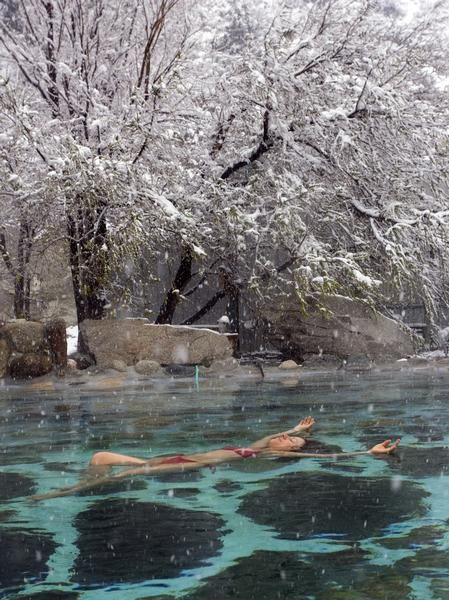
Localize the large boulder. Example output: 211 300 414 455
8 352 53 379
5 320 45 353
0 318 68 379
79 320 234 368
263 294 415 361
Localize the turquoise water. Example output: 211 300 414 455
2 369 449 599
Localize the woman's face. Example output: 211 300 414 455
268 434 306 452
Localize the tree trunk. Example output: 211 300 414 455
181 290 226 325
12 219 33 320
226 288 240 334
155 246 193 324
218 266 240 333
67 199 108 327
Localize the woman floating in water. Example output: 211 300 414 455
32 416 399 500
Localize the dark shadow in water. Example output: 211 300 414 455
378 524 447 550
388 446 449 478
213 480 242 494
44 462 80 473
150 470 204 484
72 498 225 587
0 529 57 592
76 478 148 497
0 509 17 522
238 472 428 541
0 472 36 500
9 591 80 599
157 487 200 498
396 545 449 579
357 416 445 444
169 548 412 600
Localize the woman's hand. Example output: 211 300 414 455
293 416 315 432
369 439 400 455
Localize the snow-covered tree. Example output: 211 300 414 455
0 0 197 328
1 0 449 339
179 0 449 330
0 80 52 318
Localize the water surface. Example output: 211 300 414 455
1 369 449 599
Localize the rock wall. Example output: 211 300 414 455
0 319 67 379
262 294 415 362
80 319 234 368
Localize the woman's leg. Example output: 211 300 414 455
32 459 206 501
90 451 147 466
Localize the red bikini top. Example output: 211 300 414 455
223 446 258 458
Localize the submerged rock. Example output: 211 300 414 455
157 487 200 498
431 578 449 599
213 480 242 494
184 550 317 600
379 524 447 550
358 417 445 445
396 546 449 578
388 446 449 478
0 472 36 500
238 472 428 541
9 592 80 599
0 509 16 522
76 478 148 497
72 498 225 585
183 547 412 600
400 420 445 443
0 529 56 591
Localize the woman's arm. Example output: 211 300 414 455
268 439 400 459
250 416 315 450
